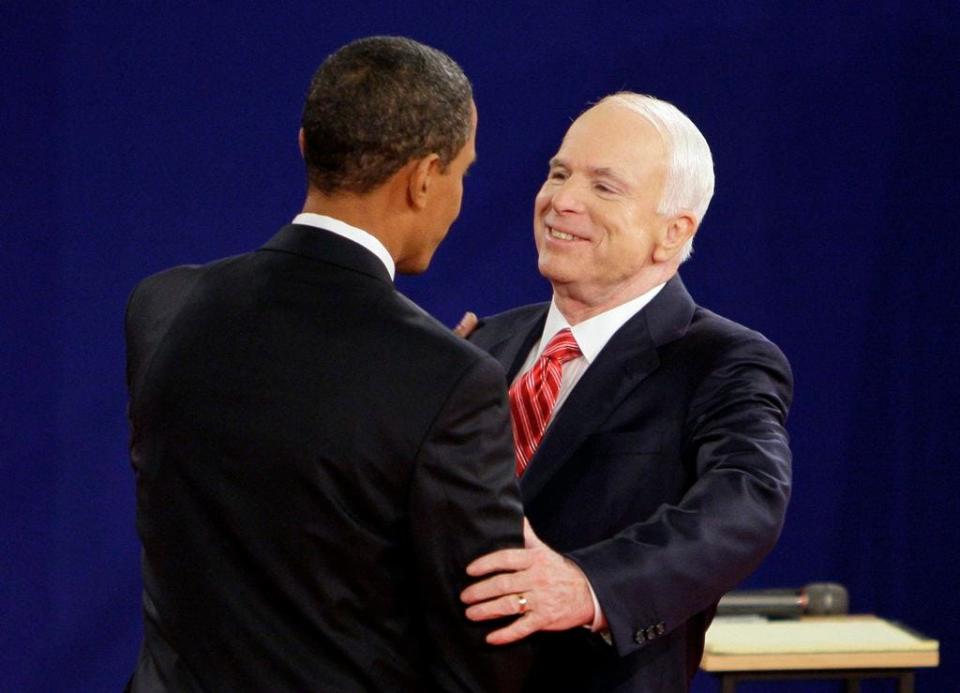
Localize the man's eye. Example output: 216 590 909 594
594 183 614 194
548 170 567 181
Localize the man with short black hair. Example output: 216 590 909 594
125 36 528 692
300 36 473 198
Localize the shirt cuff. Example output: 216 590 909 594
586 578 608 632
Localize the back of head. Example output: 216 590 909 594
599 93 715 261
301 36 473 195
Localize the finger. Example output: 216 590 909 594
464 593 531 622
485 613 541 645
461 571 524 605
452 311 478 338
465 548 533 577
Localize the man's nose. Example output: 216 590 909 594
549 180 586 214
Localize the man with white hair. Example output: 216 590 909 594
460 93 793 691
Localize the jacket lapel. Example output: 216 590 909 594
520 276 696 501
478 309 548 382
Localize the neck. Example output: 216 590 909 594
551 267 676 325
302 187 395 241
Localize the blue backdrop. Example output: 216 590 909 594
3 2 958 691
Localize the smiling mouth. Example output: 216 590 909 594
547 225 584 241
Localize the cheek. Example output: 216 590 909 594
445 182 464 219
610 227 649 267
533 192 551 237
534 189 552 217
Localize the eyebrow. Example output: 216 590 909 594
549 157 632 189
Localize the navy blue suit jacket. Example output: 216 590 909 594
469 275 792 692
125 224 530 692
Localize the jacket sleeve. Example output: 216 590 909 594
408 353 533 691
124 266 203 396
567 335 793 656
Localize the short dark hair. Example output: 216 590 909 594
301 36 473 195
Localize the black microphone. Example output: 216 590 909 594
716 582 849 618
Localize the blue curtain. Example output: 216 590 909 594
3 3 957 690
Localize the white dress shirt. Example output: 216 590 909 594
514 282 666 412
292 212 396 280
514 281 666 633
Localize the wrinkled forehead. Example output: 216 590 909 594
559 102 668 175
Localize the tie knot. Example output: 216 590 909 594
541 328 581 364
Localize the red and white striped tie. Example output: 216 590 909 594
508 328 582 476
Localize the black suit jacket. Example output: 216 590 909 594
470 276 792 692
125 224 530 692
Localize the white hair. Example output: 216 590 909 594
598 92 715 262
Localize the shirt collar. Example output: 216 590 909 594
537 282 667 363
292 212 396 280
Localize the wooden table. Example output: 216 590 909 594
700 615 939 692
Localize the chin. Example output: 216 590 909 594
539 253 589 286
537 255 565 283
396 256 432 275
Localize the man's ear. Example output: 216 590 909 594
407 153 442 210
653 212 697 263
298 128 306 159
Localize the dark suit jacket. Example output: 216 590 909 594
470 276 792 692
125 224 529 692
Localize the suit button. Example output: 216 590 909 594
633 629 645 644
656 622 666 635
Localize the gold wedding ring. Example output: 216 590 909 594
516 594 529 614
